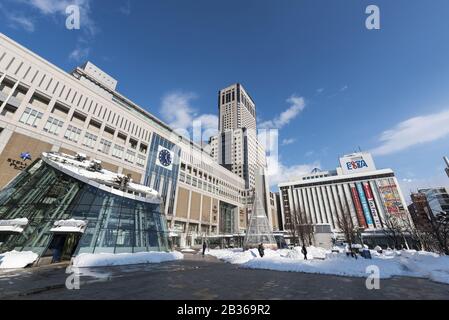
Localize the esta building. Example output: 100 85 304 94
278 152 413 247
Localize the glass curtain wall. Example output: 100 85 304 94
0 159 169 257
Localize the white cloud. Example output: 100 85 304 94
398 175 449 204
305 150 314 157
281 138 296 146
262 129 318 189
6 14 35 32
68 46 90 62
0 3 35 32
267 155 320 189
159 92 218 142
14 0 96 60
259 94 305 129
28 0 96 35
340 85 348 92
371 108 449 156
316 88 324 94
119 0 131 15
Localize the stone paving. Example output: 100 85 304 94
1 253 449 300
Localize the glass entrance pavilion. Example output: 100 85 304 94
0 152 169 265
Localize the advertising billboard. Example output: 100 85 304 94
362 182 382 228
356 182 375 229
339 152 376 175
376 178 405 216
350 184 368 228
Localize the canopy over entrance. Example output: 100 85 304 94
0 218 29 233
50 219 87 233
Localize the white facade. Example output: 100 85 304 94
278 153 412 240
0 32 248 248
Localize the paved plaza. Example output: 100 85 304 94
1 253 448 300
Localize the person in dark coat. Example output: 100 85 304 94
202 242 207 256
258 243 265 258
301 245 308 260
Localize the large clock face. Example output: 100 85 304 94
158 149 172 167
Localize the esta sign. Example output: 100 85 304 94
340 153 376 175
346 159 369 171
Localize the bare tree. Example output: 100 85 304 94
289 209 314 247
382 214 407 249
429 213 449 255
399 213 436 252
336 207 358 254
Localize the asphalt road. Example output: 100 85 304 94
1 253 449 300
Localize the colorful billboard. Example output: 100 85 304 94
362 182 382 228
356 182 375 229
350 184 368 228
376 179 405 216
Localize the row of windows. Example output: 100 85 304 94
16 105 148 167
178 171 240 202
0 55 150 159
0 51 151 142
179 161 242 196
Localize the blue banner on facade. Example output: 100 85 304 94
356 182 374 228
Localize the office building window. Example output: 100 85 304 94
98 138 112 154
112 144 125 159
136 154 146 167
43 117 63 135
64 125 82 142
82 132 97 149
125 150 135 163
19 107 43 128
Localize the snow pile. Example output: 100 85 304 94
50 219 87 233
209 246 327 264
73 251 184 267
43 152 160 201
0 218 29 233
208 247 449 284
0 250 38 269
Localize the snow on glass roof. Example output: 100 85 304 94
42 152 160 202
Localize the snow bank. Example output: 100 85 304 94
0 250 38 269
73 251 184 267
209 246 327 264
208 247 449 285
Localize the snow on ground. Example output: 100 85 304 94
208 247 449 285
73 251 183 268
0 251 38 269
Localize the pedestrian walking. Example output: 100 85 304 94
301 244 308 260
258 243 265 258
202 241 207 256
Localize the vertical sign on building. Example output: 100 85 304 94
376 179 404 215
362 182 382 228
350 183 368 228
356 182 374 229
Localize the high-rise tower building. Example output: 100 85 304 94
210 83 272 228
211 84 267 189
218 83 256 132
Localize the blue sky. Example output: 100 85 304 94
1 0 449 195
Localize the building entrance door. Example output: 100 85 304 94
44 233 82 263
